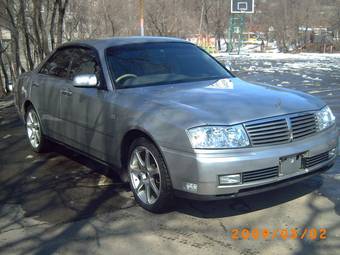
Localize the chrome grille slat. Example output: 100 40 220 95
293 129 316 137
247 125 288 133
252 137 290 143
246 121 287 129
294 133 315 140
251 132 291 140
305 156 329 166
308 151 329 159
292 124 315 132
291 114 317 140
291 119 315 126
253 138 288 146
292 124 315 131
249 129 289 136
305 156 329 163
293 127 316 134
303 151 330 168
244 118 289 146
243 167 278 176
244 172 278 179
291 115 314 122
243 174 278 182
242 166 279 183
305 153 329 162
245 112 317 146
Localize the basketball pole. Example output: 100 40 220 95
228 0 254 54
227 14 245 54
238 14 245 55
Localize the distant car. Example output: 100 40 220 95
14 37 337 212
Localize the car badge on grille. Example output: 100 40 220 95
286 117 294 142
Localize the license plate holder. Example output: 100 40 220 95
279 153 304 176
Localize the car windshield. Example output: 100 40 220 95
106 42 232 88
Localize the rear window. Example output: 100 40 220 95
106 42 231 88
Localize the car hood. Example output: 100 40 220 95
125 78 325 127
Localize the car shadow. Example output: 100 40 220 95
174 176 323 218
0 102 329 224
44 143 325 220
0 112 135 228
25 142 135 222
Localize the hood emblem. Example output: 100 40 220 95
275 99 282 109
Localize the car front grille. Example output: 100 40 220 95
244 112 317 147
242 166 279 183
291 113 317 140
244 119 290 146
303 151 330 168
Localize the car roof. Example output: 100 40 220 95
60 36 191 51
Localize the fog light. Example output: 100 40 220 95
183 182 198 193
219 174 241 185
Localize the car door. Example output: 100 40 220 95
33 48 73 139
60 47 115 159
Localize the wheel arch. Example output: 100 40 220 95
22 100 46 135
23 100 33 115
120 128 170 180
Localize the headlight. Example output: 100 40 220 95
187 125 250 149
316 106 335 131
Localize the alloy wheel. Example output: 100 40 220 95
26 110 41 149
129 146 161 205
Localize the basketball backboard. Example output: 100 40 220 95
231 0 254 13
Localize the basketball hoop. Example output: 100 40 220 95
231 0 255 14
238 2 248 12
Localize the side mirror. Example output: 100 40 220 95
73 74 97 87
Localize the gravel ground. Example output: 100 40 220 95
0 53 340 255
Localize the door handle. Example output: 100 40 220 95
61 89 73 96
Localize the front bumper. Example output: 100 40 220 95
161 125 337 199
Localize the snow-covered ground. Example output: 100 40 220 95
213 53 340 127
213 52 340 73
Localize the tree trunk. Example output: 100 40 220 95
0 56 9 93
1 53 11 93
5 1 25 77
4 51 15 87
0 41 10 91
56 0 69 46
0 68 5 97
20 0 34 70
50 0 58 50
38 3 50 57
32 0 44 60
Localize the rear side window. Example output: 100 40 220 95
40 48 73 79
69 48 100 80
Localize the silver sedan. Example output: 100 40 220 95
14 37 337 212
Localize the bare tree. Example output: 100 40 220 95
56 0 69 46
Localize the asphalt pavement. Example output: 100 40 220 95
0 54 340 255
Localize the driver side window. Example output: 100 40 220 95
40 48 73 79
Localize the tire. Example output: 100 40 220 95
25 106 49 153
128 137 173 213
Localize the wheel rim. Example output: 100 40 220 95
129 146 161 205
26 110 41 149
